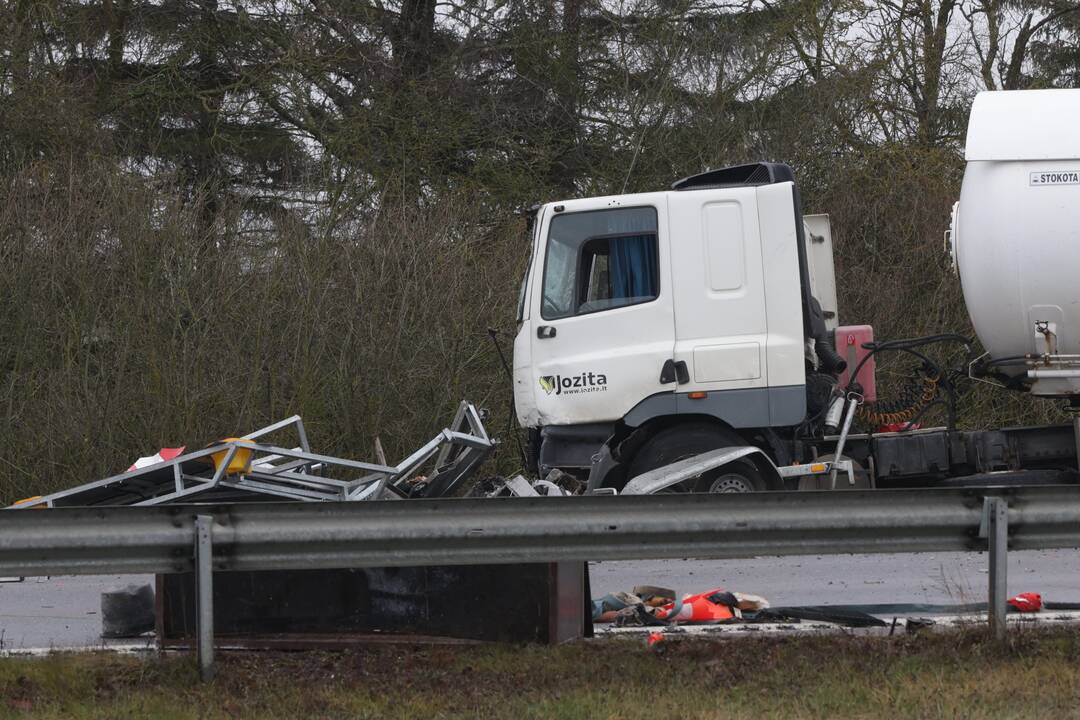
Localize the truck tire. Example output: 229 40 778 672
625 423 767 493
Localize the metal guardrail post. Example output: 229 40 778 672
194 515 215 681
982 497 1009 640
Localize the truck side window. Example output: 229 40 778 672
541 207 658 320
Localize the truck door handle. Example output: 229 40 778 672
537 326 557 339
674 360 689 384
660 360 677 383
660 360 691 384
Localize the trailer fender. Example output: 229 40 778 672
621 446 782 495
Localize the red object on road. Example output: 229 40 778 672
1007 592 1043 612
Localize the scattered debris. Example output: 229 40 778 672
594 589 1073 636
758 606 887 628
1008 592 1042 612
9 401 493 508
595 609 1080 642
904 617 935 634
542 469 583 495
655 589 738 623
734 593 771 612
485 469 582 498
505 475 541 497
591 585 676 623
594 586 771 626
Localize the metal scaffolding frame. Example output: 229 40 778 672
10 402 494 508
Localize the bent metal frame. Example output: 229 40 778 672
10 401 494 508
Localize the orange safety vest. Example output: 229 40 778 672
654 588 735 622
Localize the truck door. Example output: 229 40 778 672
668 187 769 394
528 196 675 426
667 184 805 427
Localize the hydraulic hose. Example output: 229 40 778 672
844 334 971 431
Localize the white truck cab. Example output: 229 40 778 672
513 163 841 489
511 94 1080 495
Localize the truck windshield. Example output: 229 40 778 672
541 206 658 320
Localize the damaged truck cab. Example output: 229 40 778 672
513 163 840 491
514 89 1080 495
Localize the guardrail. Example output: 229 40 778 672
3 485 1080 679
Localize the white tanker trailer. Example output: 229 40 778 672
511 88 1080 493
953 89 1080 398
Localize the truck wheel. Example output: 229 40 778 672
625 423 767 493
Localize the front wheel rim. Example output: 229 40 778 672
708 473 754 493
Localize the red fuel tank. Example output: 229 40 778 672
835 325 876 402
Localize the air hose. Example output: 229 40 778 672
843 334 970 431
856 367 940 426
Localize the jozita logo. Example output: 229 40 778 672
539 372 608 396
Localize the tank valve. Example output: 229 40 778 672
1035 321 1058 357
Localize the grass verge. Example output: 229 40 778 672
3 627 1080 718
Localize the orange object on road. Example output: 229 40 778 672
654 588 736 623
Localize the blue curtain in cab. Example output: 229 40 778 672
608 234 656 299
